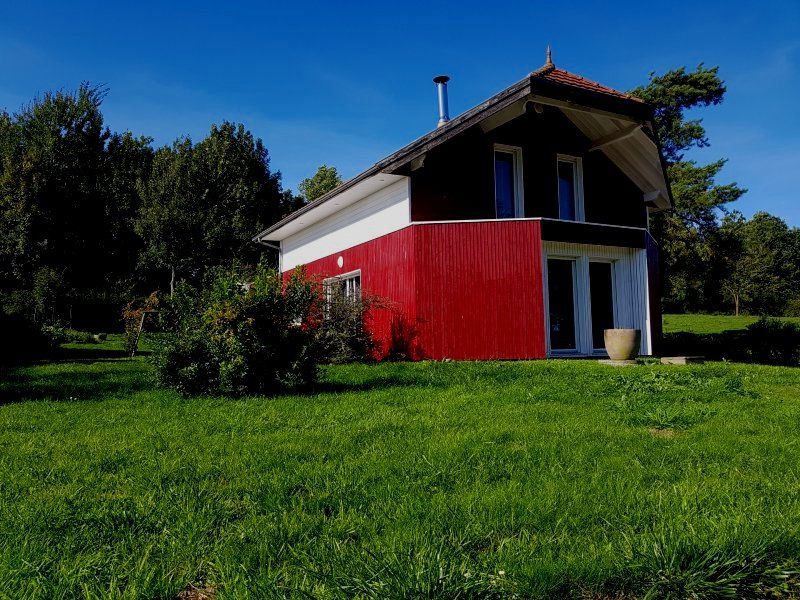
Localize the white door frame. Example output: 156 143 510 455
543 242 649 357
543 255 585 356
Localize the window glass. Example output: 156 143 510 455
494 151 516 218
326 274 361 307
557 160 576 220
589 262 614 349
547 259 577 350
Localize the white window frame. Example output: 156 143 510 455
493 144 525 218
323 269 362 310
543 256 582 356
556 154 585 222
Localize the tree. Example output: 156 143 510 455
0 84 111 319
630 66 746 312
102 132 154 292
135 138 196 295
135 122 291 293
298 164 342 202
720 212 800 315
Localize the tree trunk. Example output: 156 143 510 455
170 266 176 296
734 294 740 316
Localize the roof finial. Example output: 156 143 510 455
545 44 553 66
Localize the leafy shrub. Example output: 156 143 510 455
63 329 99 344
741 317 800 366
663 317 800 366
122 292 160 357
152 265 324 395
0 310 59 365
315 288 379 364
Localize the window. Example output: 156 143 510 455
556 155 584 221
324 271 361 309
494 145 524 218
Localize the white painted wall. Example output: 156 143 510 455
542 241 651 356
281 178 410 271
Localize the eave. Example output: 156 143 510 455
253 67 672 243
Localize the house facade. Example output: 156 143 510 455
254 55 671 360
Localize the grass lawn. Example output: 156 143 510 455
1 338 800 598
663 313 800 335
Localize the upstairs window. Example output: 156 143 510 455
557 155 584 221
494 145 524 218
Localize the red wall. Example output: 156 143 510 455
413 221 546 360
285 227 419 359
288 221 547 361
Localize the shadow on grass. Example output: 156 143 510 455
0 364 153 404
309 375 442 395
49 346 151 363
0 342 155 404
663 321 800 366
0 342 440 405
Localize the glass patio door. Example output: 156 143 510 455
589 261 615 351
546 258 577 351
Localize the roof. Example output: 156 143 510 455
535 64 643 102
254 59 669 243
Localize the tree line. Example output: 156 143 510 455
0 84 341 330
1 66 798 335
632 66 800 316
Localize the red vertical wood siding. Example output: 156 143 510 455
286 221 548 360
284 228 418 359
413 220 546 360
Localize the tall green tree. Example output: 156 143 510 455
135 122 290 293
631 66 746 312
0 84 112 317
720 212 800 315
298 164 342 202
103 132 154 291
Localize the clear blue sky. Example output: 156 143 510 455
2 1 798 224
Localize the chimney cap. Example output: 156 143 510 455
433 75 450 84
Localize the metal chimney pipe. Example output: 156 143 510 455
433 75 450 127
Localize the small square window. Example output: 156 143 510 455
324 271 361 311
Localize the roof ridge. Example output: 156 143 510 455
533 66 642 102
530 63 556 77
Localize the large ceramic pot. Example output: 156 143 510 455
604 328 641 361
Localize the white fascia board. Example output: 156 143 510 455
263 173 406 242
281 177 411 271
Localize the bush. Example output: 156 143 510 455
63 329 99 344
152 265 324 396
0 311 60 365
741 317 800 366
663 317 800 366
122 292 160 357
315 289 379 364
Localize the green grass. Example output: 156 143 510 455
663 313 800 335
1 338 800 598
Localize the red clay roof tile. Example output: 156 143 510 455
532 65 642 102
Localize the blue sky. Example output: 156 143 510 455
1 1 798 224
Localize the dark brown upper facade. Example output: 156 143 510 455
254 61 671 243
408 104 647 228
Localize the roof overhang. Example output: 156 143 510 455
254 173 406 242
254 69 672 242
561 108 671 210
